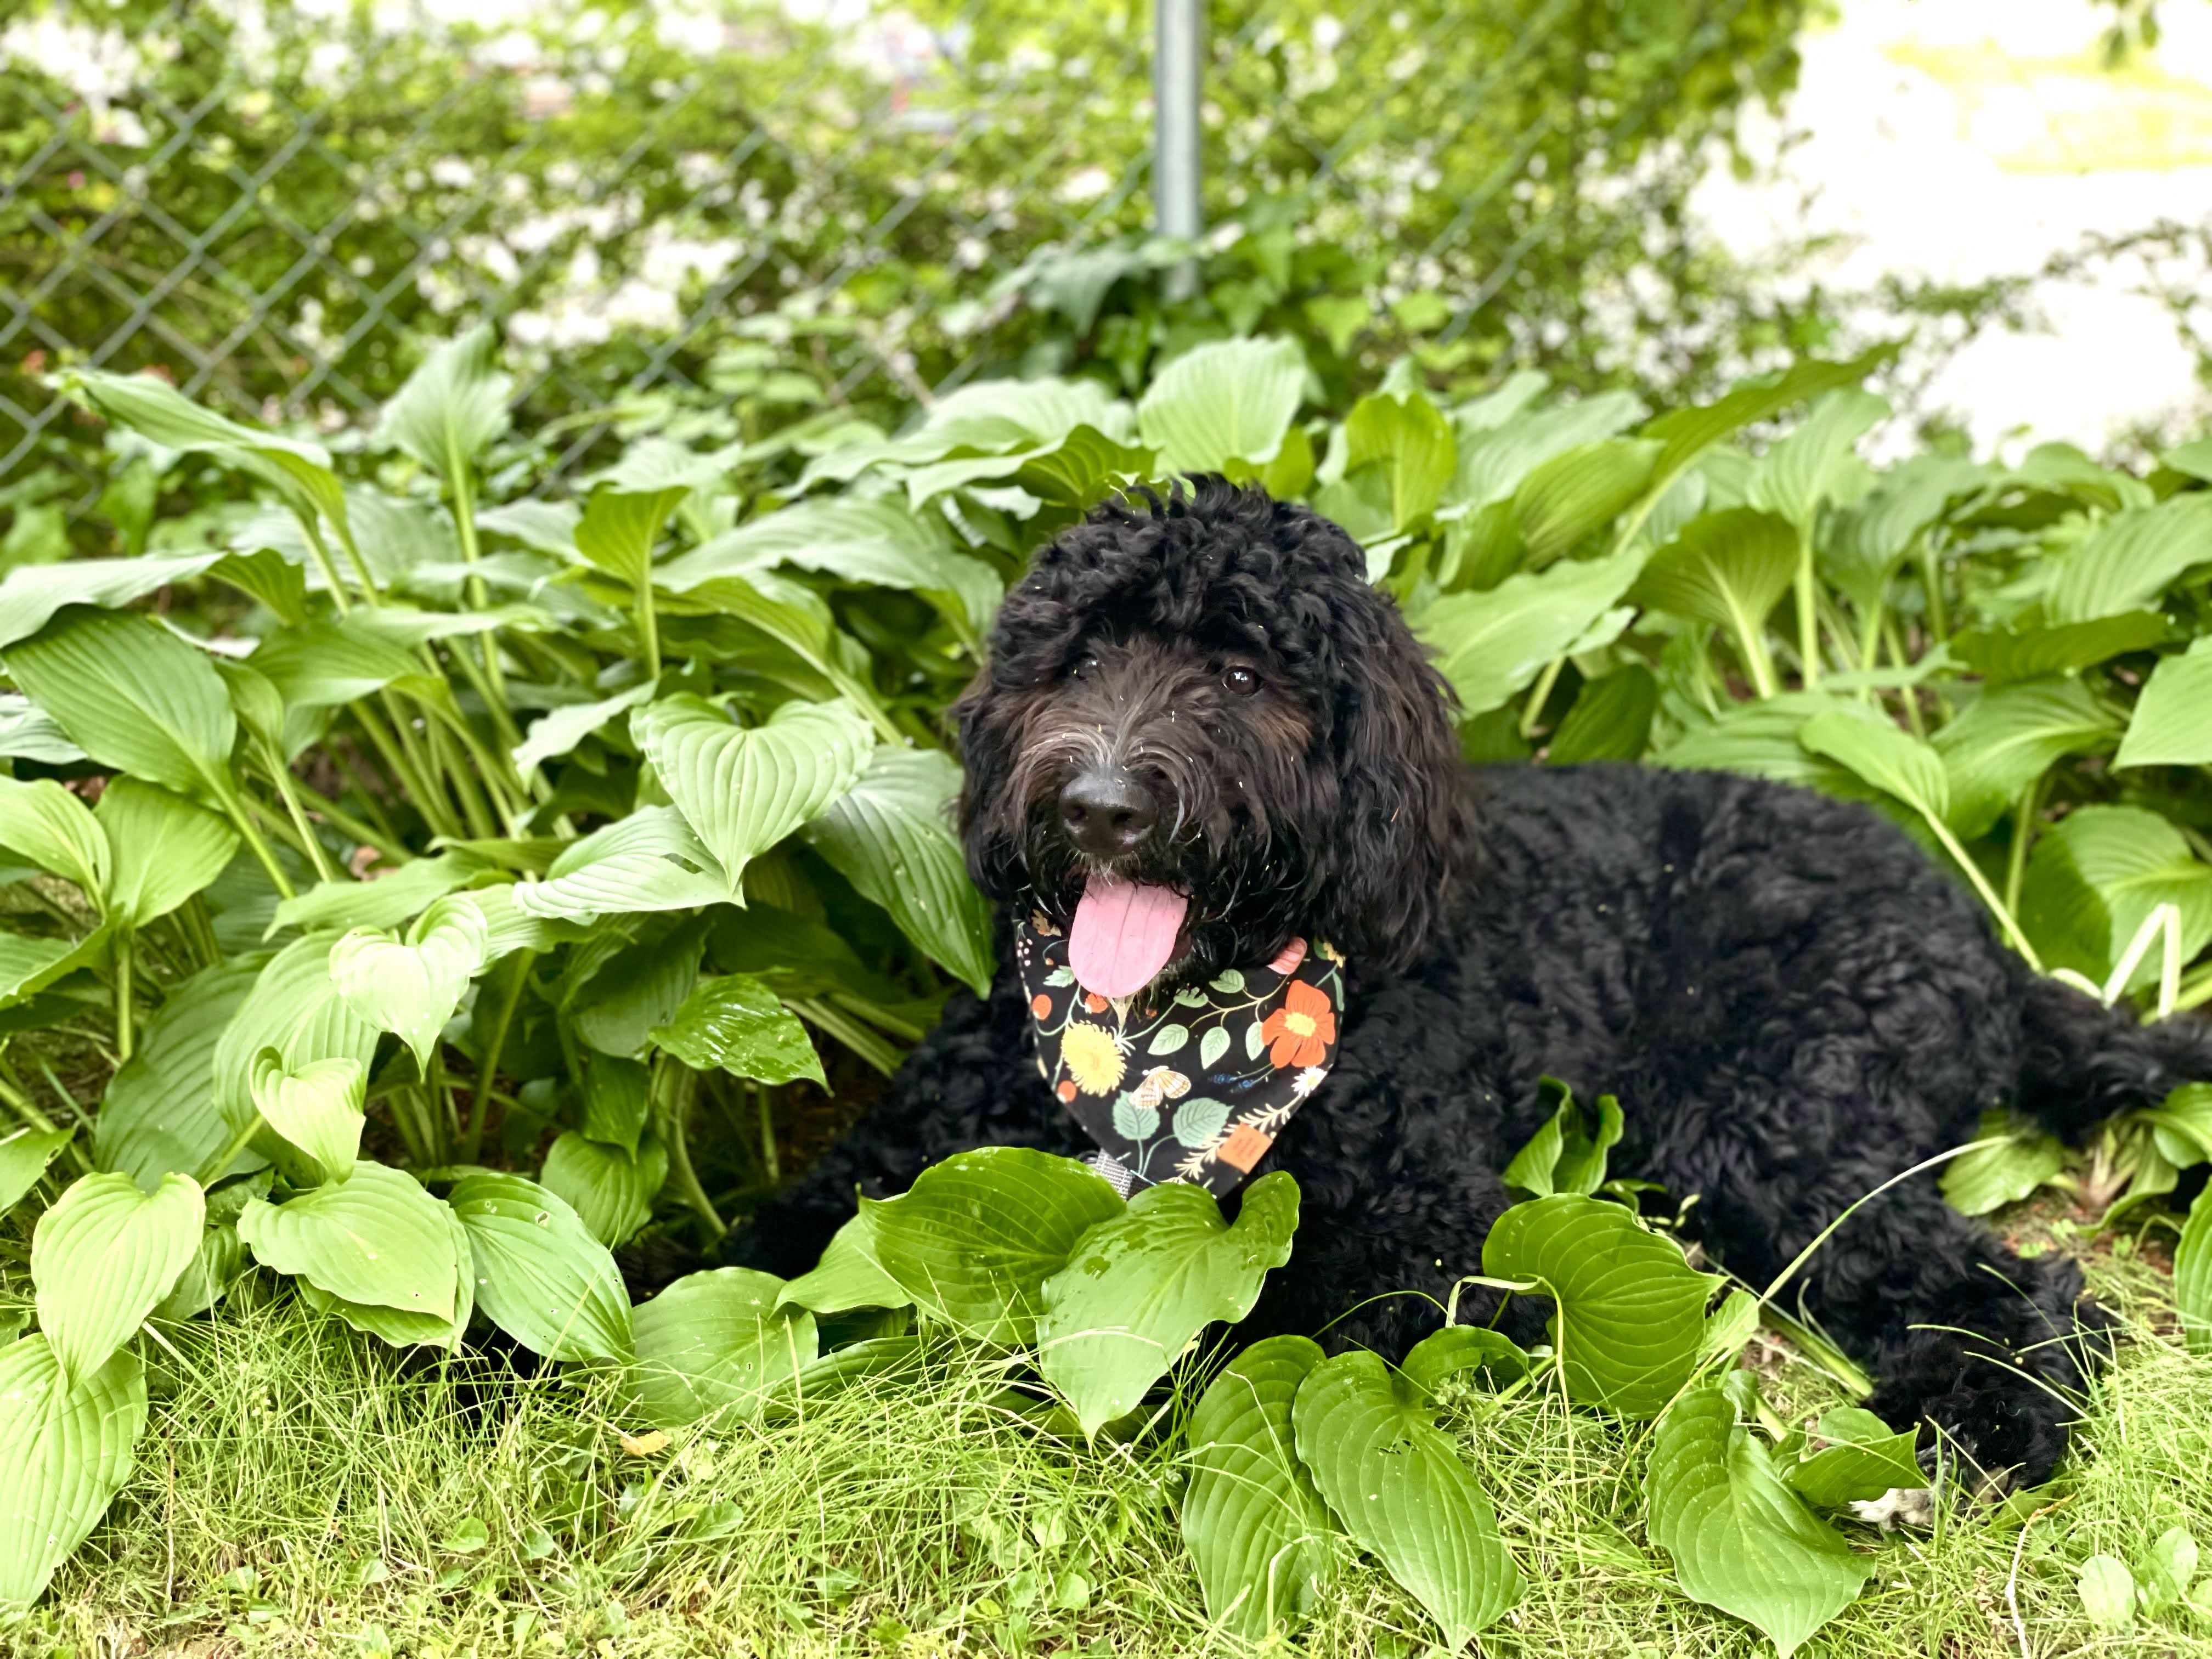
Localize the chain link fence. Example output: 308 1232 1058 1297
3 0 1814 510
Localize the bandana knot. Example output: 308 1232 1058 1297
1014 906 1346 1197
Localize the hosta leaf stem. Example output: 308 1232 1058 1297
651 1055 723 1237
464 949 537 1161
1794 524 1820 691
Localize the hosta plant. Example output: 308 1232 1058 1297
3 325 2211 1635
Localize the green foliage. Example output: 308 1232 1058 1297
1646 1383 1875 1657
1037 1172 1297 1435
6 321 2212 1641
1181 1335 1337 1640
1483 1194 1722 1417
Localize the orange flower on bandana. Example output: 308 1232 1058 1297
1260 979 1336 1069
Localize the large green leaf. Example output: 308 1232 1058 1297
1934 680 2118 838
631 1267 818 1429
866 1148 1124 1345
2019 805 2212 992
0 1126 72 1215
248 1049 365 1185
94 778 239 929
1513 438 1660 566
777 1206 912 1315
96 958 262 1188
1950 612 2170 682
447 1171 634 1363
0 933 99 1014
239 1161 458 1321
1940 1110 2065 1216
1747 389 1889 528
2116 637 2212 770
1799 709 1950 823
1548 667 1657 764
1037 1172 1299 1435
270 853 480 936
1137 337 1306 474
59 369 352 563
661 498 1001 641
1825 453 1986 612
0 692 87 764
1293 1349 1520 1649
211 936 383 1138
1638 352 1888 498
0 1336 147 1612
568 914 707 1058
1481 1194 1719 1417
375 322 513 479
5 609 238 806
0 550 239 650
539 1130 666 1248
1008 424 1159 509
1342 390 1456 531
801 744 994 994
1782 1406 1922 1508
31 1170 204 1386
1442 390 1645 517
510 681 659 776
1653 697 1886 808
512 806 733 922
578 1052 651 1158
1646 1384 1872 1656
1630 507 1798 639
2046 493 2212 623
328 893 490 1071
0 775 106 895
631 695 872 897
246 618 439 724
290 1199 473 1350
574 478 690 587
650 973 824 1086
805 377 1133 489
1413 546 1644 717
1182 1334 1338 1640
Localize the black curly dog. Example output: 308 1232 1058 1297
735 478 2212 1488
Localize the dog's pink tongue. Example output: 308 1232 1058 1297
1068 877 1188 1000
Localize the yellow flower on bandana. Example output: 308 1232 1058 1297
1061 1021 1126 1096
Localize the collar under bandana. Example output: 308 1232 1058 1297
1015 905 1346 1197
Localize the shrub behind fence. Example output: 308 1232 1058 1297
3 0 1816 506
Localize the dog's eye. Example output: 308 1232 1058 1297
1224 665 1260 696
1069 653 1100 680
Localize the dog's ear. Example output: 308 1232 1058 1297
1311 590 1469 972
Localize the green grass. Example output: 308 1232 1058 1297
19 1221 2212 1657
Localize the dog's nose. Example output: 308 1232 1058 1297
1058 770 1158 857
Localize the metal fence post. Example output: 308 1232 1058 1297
1154 0 1205 301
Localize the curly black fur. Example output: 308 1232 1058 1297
732 477 2212 1488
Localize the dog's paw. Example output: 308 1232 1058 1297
1848 1486 1935 1532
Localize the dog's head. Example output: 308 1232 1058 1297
953 476 1469 991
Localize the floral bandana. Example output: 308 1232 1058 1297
1014 905 1346 1197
